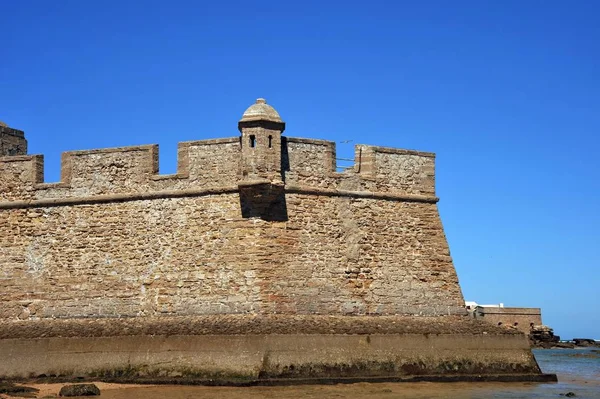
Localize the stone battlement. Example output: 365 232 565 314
0 137 436 207
0 122 27 156
0 123 25 138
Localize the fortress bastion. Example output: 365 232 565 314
0 99 553 383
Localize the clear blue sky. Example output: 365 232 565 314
2 1 598 340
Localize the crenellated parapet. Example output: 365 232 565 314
0 143 436 207
0 103 437 209
0 143 437 208
283 138 436 199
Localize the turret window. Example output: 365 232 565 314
268 135 272 148
250 135 256 148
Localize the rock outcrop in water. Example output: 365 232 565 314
530 326 600 349
529 325 567 348
572 338 600 347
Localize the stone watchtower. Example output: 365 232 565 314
238 98 285 183
237 99 287 220
0 121 27 156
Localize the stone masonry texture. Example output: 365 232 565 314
0 100 465 322
0 124 27 157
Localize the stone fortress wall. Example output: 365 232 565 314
0 100 463 321
0 101 551 382
475 307 543 334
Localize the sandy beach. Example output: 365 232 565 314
3 378 598 399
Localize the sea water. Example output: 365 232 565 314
93 348 600 399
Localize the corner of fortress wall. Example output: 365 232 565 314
0 100 552 383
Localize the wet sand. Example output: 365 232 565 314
5 377 598 399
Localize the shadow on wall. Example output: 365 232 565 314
281 137 291 181
239 183 288 222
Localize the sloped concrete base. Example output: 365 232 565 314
0 317 555 383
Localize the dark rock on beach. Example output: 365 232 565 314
0 382 39 398
59 384 100 397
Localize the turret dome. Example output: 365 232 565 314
240 98 282 123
